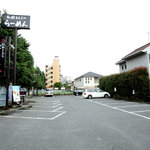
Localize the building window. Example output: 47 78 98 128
122 65 124 70
125 64 127 69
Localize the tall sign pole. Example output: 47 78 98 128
1 14 30 107
2 14 30 85
6 37 11 108
13 28 17 85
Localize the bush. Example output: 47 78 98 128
99 67 149 101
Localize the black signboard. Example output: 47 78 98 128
2 14 30 29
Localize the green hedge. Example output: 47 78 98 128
99 67 149 101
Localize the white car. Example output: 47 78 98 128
45 88 53 97
82 88 110 99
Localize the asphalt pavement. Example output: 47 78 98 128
0 95 150 150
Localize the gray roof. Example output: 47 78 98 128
116 43 150 65
75 72 103 80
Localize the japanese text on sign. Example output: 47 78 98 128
2 14 30 29
0 39 5 58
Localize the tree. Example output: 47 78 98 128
64 83 69 89
16 35 35 91
54 82 62 90
33 66 45 95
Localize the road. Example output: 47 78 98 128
0 95 150 150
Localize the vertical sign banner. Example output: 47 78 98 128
8 84 13 102
12 86 21 102
0 86 6 106
0 37 5 77
2 14 30 29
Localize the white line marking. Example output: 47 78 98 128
0 115 53 120
87 100 150 120
52 107 64 112
52 104 62 108
0 100 66 121
17 110 55 113
132 110 150 113
53 100 60 103
53 101 60 104
118 104 150 108
51 111 66 120
52 102 61 105
33 105 53 107
101 102 134 105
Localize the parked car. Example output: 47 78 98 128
82 88 110 99
73 89 84 96
45 88 53 97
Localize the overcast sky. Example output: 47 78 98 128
1 0 150 79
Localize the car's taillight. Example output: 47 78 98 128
84 93 86 95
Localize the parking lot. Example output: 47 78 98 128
1 95 150 122
83 97 150 120
0 96 66 121
0 95 150 150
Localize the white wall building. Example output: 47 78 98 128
116 43 150 77
74 72 103 89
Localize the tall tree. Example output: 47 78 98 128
16 35 35 90
54 82 62 90
34 66 45 95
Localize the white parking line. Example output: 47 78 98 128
52 107 64 112
52 102 61 105
132 110 150 113
0 115 53 120
52 104 62 108
118 104 149 108
33 105 53 107
53 100 60 103
17 110 55 112
0 108 66 121
51 111 66 120
87 99 150 120
102 102 134 105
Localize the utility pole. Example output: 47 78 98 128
13 28 17 85
6 37 11 108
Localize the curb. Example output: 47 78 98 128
0 105 32 115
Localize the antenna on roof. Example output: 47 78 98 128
147 32 150 43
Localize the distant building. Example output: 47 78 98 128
61 76 73 90
116 43 150 77
74 72 103 89
45 56 61 88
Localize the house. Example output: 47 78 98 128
74 72 103 89
116 43 150 76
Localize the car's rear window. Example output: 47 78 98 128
46 89 53 91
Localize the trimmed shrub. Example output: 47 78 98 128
99 67 149 101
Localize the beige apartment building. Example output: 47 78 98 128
45 56 61 88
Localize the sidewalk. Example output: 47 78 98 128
0 96 33 115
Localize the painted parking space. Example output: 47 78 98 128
0 97 66 121
84 97 150 120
